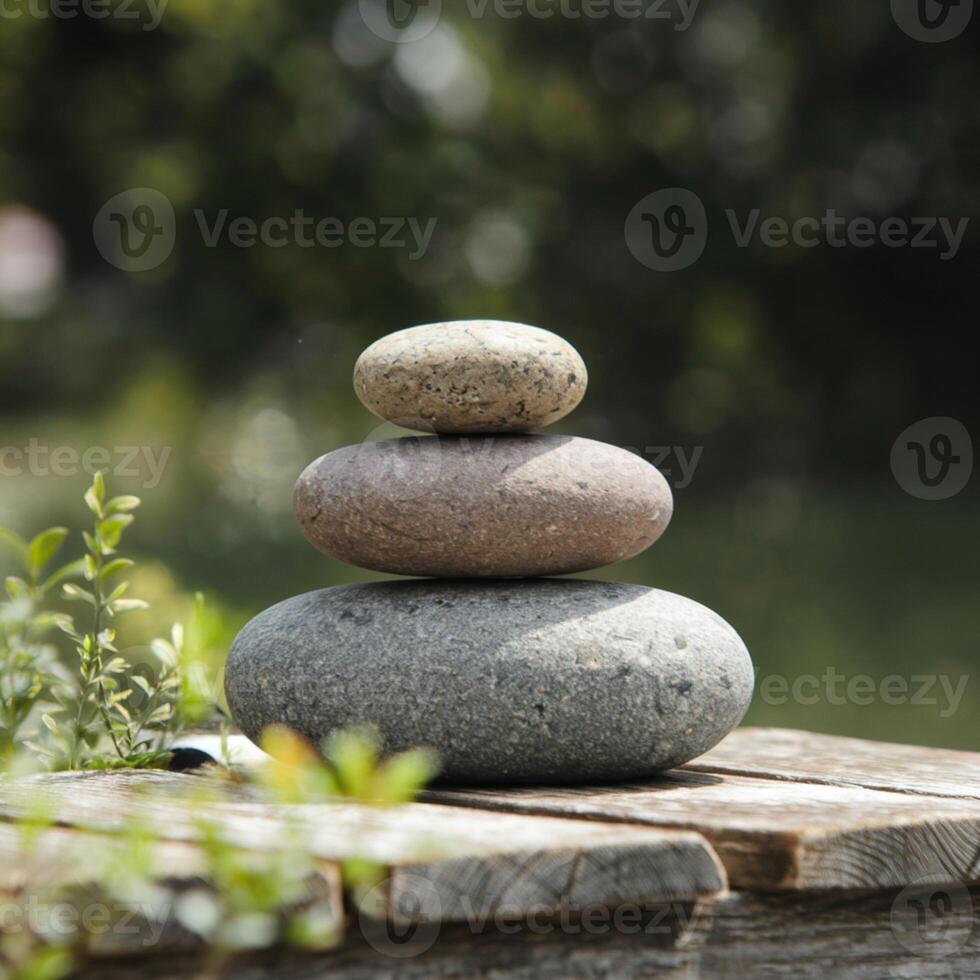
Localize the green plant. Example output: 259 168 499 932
1 476 440 975
258 724 437 807
0 729 438 977
0 527 81 767
0 473 223 771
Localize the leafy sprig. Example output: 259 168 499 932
0 527 79 764
0 472 219 770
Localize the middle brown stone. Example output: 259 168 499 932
293 434 672 578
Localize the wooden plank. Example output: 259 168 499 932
0 770 726 924
688 726 980 801
0 818 343 957
75 885 980 979
0 821 207 891
177 730 980 891
698 885 980 977
425 769 980 891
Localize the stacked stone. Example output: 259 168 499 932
225 320 753 784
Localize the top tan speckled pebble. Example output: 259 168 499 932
353 320 588 433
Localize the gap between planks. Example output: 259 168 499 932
181 729 980 892
425 752 980 891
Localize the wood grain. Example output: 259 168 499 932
0 770 726 923
76 885 980 979
0 820 207 891
426 769 980 891
689 726 980 800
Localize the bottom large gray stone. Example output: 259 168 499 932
224 579 754 784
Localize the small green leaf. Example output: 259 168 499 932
9 943 73 979
107 598 149 616
106 494 141 515
327 729 379 797
105 581 129 604
41 713 59 734
99 557 134 580
150 638 177 665
147 704 174 724
62 583 96 605
83 553 98 581
85 471 107 517
97 514 134 553
370 748 439 803
41 557 86 595
99 513 134 535
0 527 30 569
130 674 154 696
27 527 69 577
55 616 78 638
97 627 117 645
5 575 29 599
32 611 75 633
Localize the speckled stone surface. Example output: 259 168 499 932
224 580 755 784
353 320 588 434
293 435 673 578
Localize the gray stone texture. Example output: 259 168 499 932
224 579 754 784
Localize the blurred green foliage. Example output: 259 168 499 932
0 1 976 750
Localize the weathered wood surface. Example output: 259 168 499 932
80 884 980 979
5 729 980 976
690 727 980 801
427 772 980 891
0 820 209 891
0 818 344 958
0 770 725 921
186 729 980 891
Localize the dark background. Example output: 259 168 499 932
1 0 977 747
